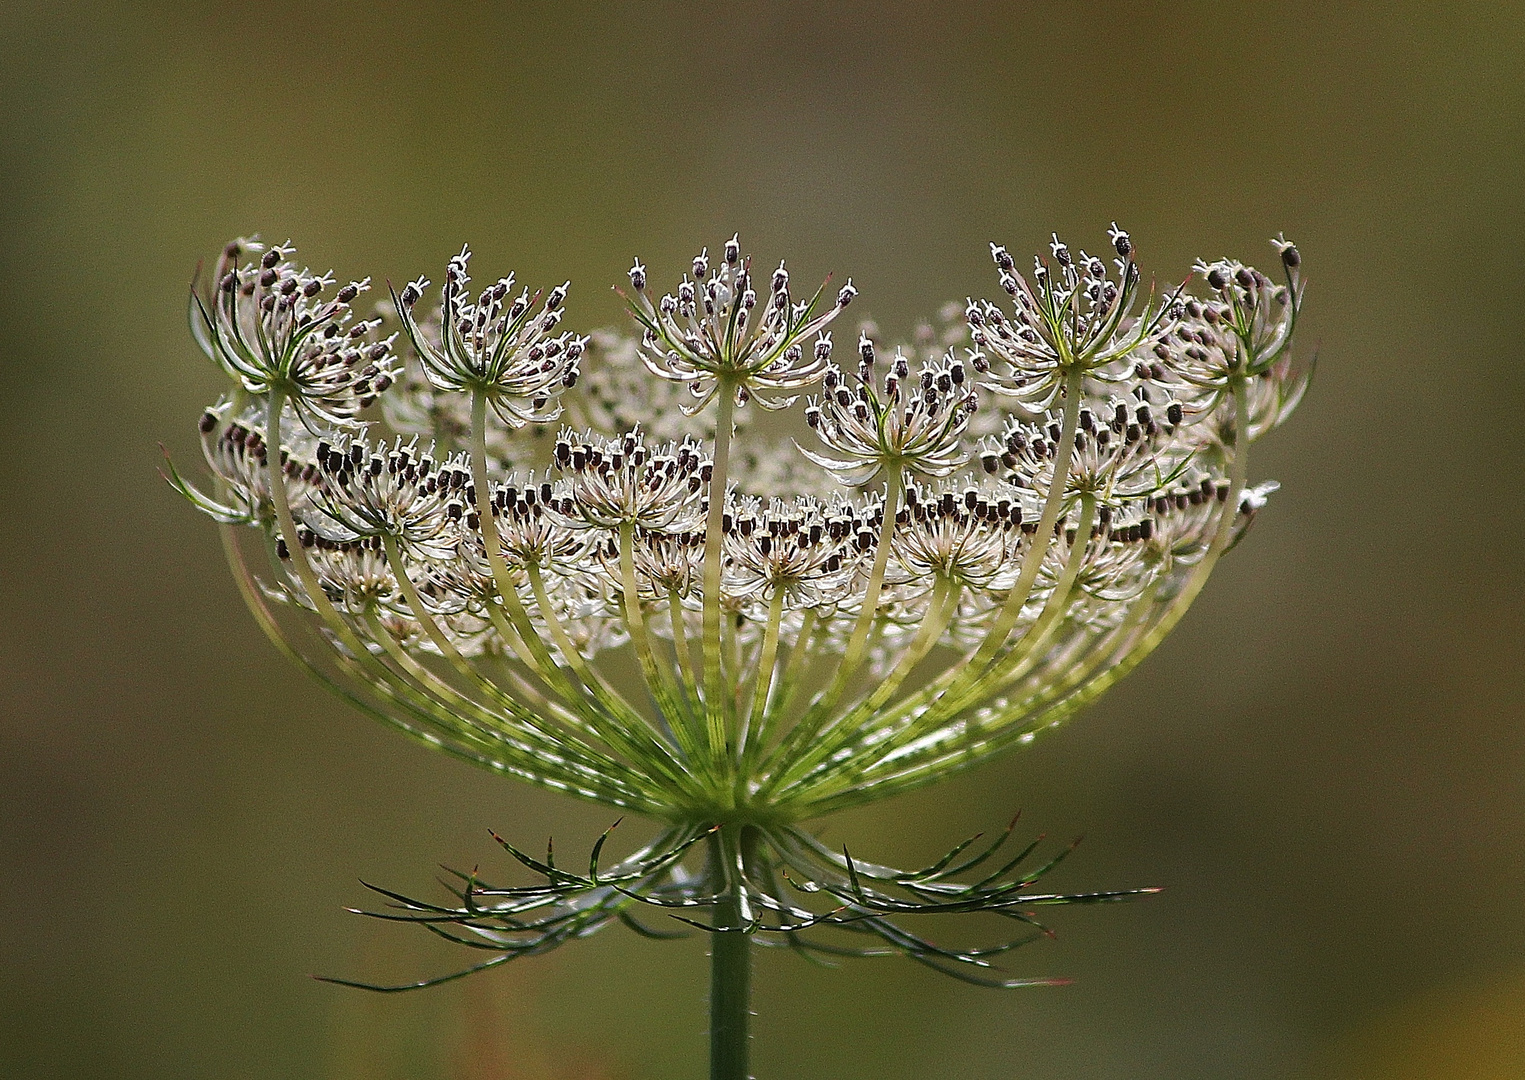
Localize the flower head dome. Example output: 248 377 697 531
168 227 1311 995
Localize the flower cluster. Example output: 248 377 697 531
189 239 397 431
800 336 981 486
169 229 1308 989
621 234 856 412
174 228 1306 817
393 246 584 427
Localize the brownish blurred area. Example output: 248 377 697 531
1 1 1521 1077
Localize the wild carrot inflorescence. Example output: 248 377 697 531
168 228 1309 1077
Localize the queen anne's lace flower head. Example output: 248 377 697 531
479 476 597 579
173 225 1309 818
1152 240 1309 444
983 399 1193 512
550 429 709 533
722 495 859 611
168 227 1311 992
308 435 468 561
624 529 705 602
176 405 323 525
307 539 401 615
891 484 1028 591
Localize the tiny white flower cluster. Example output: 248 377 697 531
190 239 397 432
171 229 1308 821
623 234 856 412
801 335 980 486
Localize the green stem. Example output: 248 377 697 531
467 391 573 691
1118 376 1252 659
709 829 752 1080
668 587 701 706
786 577 959 784
918 492 1100 728
765 608 816 724
955 372 1084 673
702 385 736 769
741 609 817 777
739 589 785 763
833 468 903 691
263 391 376 665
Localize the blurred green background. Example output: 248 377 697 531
2 1 1522 1077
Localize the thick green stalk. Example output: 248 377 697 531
709 921 751 1080
709 828 752 1080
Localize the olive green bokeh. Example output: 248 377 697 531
2 2 1522 1077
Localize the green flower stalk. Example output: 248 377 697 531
167 228 1309 1079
